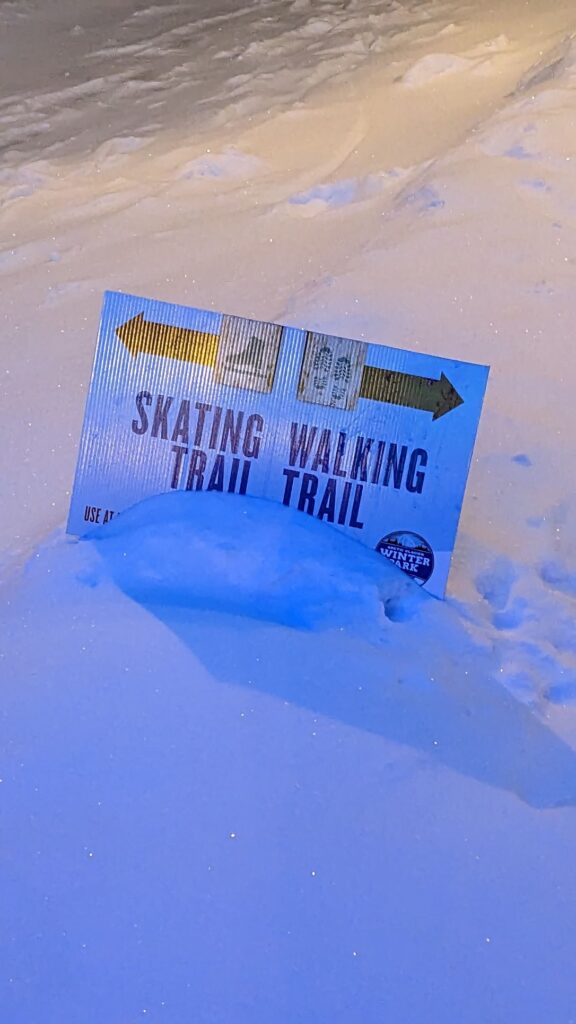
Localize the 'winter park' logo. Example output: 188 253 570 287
376 531 434 585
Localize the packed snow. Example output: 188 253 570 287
2 0 576 1021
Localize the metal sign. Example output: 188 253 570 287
68 291 489 597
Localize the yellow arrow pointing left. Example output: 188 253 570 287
116 313 219 368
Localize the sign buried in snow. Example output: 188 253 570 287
67 291 488 597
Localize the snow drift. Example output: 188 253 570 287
87 490 420 635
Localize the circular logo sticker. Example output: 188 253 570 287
376 531 434 585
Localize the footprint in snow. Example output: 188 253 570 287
475 555 518 612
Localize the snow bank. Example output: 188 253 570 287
88 490 420 635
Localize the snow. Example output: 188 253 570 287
88 490 418 633
2 0 576 1020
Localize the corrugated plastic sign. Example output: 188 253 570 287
67 291 489 597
